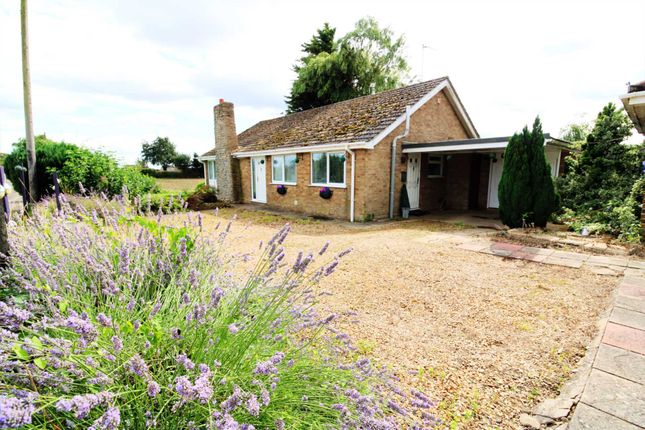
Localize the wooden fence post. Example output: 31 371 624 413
0 167 10 268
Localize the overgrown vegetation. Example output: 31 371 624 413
557 103 644 241
0 195 438 429
499 117 559 228
3 135 158 200
286 17 410 113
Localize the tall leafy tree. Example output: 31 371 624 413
559 122 592 145
286 17 409 113
141 137 177 171
499 117 558 228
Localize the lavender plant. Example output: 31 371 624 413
0 194 438 429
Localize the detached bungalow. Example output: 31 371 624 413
199 77 569 221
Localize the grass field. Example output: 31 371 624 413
155 178 203 193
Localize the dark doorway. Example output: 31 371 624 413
468 154 481 210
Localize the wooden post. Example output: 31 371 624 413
53 172 61 214
0 167 10 268
21 0 37 206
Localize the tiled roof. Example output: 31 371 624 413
201 148 217 157
236 77 449 152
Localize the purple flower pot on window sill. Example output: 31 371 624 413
319 187 333 199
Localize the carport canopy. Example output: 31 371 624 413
401 134 572 154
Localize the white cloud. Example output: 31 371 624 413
1 0 643 163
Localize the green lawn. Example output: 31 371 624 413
155 178 203 193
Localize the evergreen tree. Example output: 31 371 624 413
499 117 558 228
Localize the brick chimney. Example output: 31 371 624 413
213 100 241 202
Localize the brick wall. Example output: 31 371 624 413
239 152 351 219
237 89 470 220
358 90 471 218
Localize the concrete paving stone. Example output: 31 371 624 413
589 266 622 276
490 242 524 252
615 295 645 314
588 255 630 267
580 369 645 427
552 250 590 261
618 283 645 300
622 276 645 288
594 344 645 385
602 322 645 356
628 260 645 270
543 256 584 268
568 403 640 430
533 398 574 420
509 250 548 262
610 307 645 331
623 268 645 280
519 246 555 256
456 242 489 252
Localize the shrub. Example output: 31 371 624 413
3 135 80 200
499 117 558 228
557 103 644 241
0 197 436 428
3 137 158 200
140 169 202 179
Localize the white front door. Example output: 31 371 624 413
251 157 267 203
487 153 504 208
406 154 421 210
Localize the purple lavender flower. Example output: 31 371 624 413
210 287 224 307
194 372 213 403
149 300 162 319
96 313 112 327
171 327 182 340
176 353 195 371
0 393 37 428
64 311 98 342
318 241 330 256
88 406 120 430
126 298 136 312
246 394 260 417
323 259 339 277
260 388 270 407
275 419 285 430
220 385 242 413
228 323 239 335
175 376 194 400
111 335 123 353
387 400 408 416
147 381 161 398
0 302 31 330
127 354 149 377
55 392 114 419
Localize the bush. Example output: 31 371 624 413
4 137 158 199
499 117 558 228
0 197 436 428
3 135 80 200
557 103 643 241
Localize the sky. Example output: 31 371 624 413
1 0 644 164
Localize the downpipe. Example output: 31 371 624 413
389 106 411 219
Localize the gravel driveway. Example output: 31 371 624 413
200 209 615 429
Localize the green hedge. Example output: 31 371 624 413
4 135 158 199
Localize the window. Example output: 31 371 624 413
272 154 297 184
311 152 346 186
207 160 217 185
427 155 443 178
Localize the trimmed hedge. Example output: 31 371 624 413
141 168 202 179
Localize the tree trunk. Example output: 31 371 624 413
21 0 37 205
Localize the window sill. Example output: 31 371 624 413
271 182 297 186
310 183 347 189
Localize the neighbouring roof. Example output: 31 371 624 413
621 80 645 134
236 77 450 152
201 148 217 157
402 134 573 154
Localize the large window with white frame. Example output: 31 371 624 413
427 155 443 178
207 160 217 186
311 152 346 187
272 154 297 184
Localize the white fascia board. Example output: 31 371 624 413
443 82 479 138
402 142 507 153
232 142 368 158
197 156 217 162
620 90 645 105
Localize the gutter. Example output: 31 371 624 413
345 146 356 223
389 106 411 219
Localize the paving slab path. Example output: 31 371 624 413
456 240 645 429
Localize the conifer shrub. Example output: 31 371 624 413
499 117 558 228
